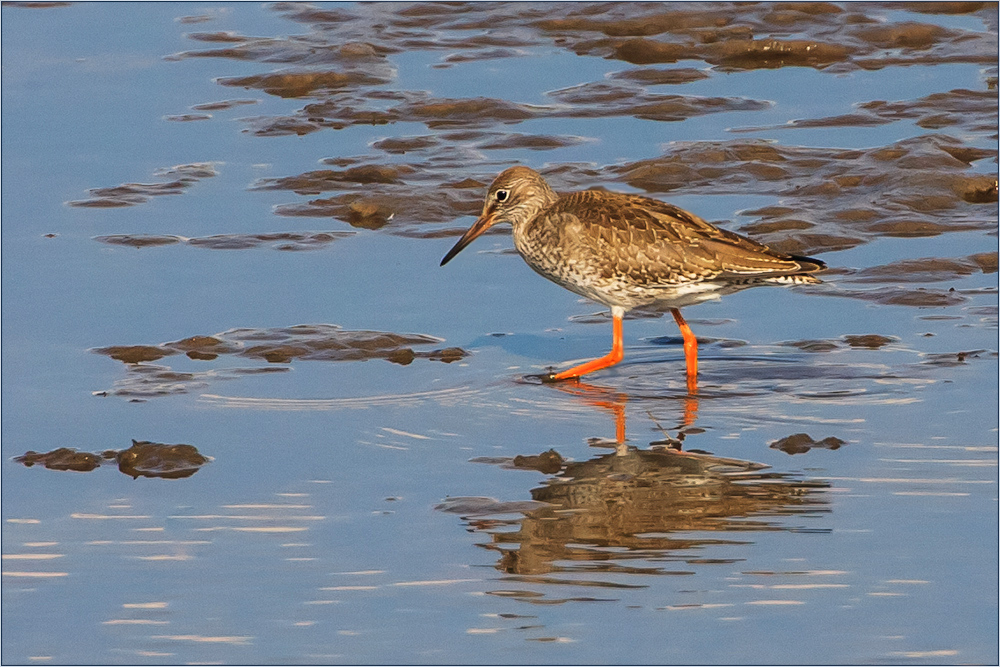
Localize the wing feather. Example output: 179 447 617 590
549 191 823 286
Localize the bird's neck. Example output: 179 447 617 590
509 184 559 230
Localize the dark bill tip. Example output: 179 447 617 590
439 214 494 267
440 242 463 267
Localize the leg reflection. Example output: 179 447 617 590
548 380 627 444
682 392 698 430
547 379 700 446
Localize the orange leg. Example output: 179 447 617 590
671 308 698 395
549 309 624 381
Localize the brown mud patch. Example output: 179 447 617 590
212 325 466 365
219 70 392 98
165 113 212 122
262 165 413 192
372 135 441 154
534 5 992 73
779 339 843 353
93 365 288 400
778 334 898 353
270 188 483 230
742 89 998 136
609 67 711 85
93 325 468 398
701 39 855 71
15 440 210 479
14 448 103 472
373 132 590 155
94 345 175 364
177 14 216 25
239 88 770 136
770 434 847 455
545 82 770 121
168 34 396 98
68 163 217 208
842 334 897 349
478 133 591 151
845 255 997 283
161 2 994 145
182 31 254 43
117 440 211 479
823 254 998 308
1 2 71 7
169 35 394 66
94 231 354 251
190 98 259 111
831 286 971 308
95 324 467 365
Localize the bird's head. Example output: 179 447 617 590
440 166 558 266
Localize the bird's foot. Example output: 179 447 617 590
540 367 578 383
518 369 555 384
518 367 568 384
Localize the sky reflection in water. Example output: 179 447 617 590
2 2 997 665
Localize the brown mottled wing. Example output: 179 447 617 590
553 191 823 285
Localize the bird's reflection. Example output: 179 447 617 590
440 381 830 578
486 446 827 576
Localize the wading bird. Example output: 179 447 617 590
441 166 824 391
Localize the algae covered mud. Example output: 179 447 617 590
2 2 997 664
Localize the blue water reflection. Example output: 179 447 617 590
3 2 997 665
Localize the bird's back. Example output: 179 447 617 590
512 189 824 309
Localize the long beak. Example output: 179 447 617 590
440 212 496 266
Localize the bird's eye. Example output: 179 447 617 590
495 189 509 203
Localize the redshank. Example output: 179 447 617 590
440 166 825 390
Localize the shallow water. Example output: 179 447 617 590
2 2 998 665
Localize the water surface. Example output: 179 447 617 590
2 2 997 664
